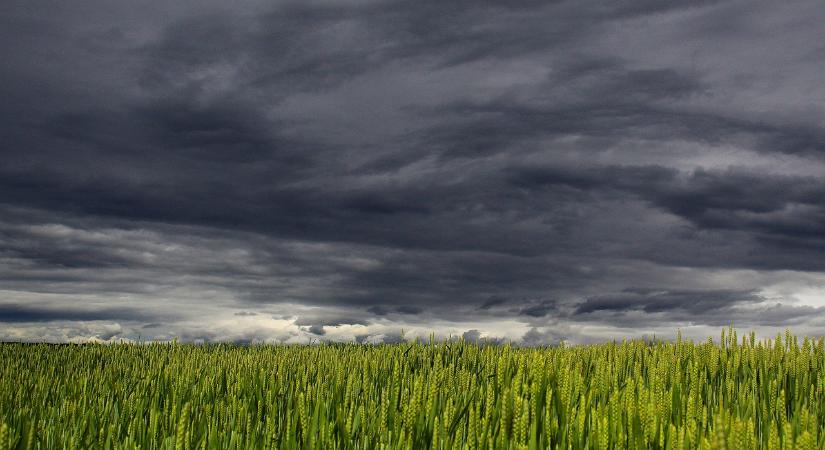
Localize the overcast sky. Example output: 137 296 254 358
2 0 825 344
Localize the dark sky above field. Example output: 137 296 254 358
2 0 825 344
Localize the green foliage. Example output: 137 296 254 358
2 327 824 449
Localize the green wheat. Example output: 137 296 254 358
1 327 823 449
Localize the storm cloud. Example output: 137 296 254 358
2 0 825 344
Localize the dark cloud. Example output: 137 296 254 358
479 297 507 310
574 288 762 315
519 301 556 318
368 305 424 316
367 306 390 316
512 165 825 264
0 304 161 323
2 0 825 342
396 305 423 315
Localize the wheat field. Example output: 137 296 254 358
1 328 823 449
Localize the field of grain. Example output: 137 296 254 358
1 328 823 449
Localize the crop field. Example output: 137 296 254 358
1 329 824 449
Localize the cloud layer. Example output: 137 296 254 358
2 0 825 344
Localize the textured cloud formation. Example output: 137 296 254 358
2 0 825 344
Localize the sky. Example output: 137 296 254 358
2 0 825 344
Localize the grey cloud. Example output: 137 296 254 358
521 327 566 347
378 332 407 344
292 315 370 327
293 311 371 337
307 325 326 336
743 304 825 327
2 0 825 342
462 329 505 345
462 329 482 342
